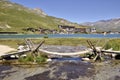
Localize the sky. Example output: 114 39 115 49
10 0 120 23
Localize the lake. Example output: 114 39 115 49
0 34 120 39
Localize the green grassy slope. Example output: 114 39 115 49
0 0 83 33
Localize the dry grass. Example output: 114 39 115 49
0 38 119 50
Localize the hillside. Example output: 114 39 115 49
0 0 82 33
81 18 120 32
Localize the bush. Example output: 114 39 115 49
35 56 47 63
18 54 47 63
43 35 48 38
18 55 34 62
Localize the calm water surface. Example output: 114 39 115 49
0 34 120 39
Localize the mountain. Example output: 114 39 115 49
0 0 82 33
81 18 120 32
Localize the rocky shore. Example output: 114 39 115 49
93 60 120 80
0 61 95 80
0 60 120 80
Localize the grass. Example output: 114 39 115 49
18 55 34 63
105 39 120 50
18 53 48 63
0 39 24 48
0 38 120 50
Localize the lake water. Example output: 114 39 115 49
0 34 120 39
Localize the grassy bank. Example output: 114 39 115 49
0 38 120 50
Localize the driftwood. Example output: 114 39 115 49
39 49 92 56
87 40 103 61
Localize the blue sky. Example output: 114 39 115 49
10 0 120 23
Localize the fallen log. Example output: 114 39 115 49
39 49 92 56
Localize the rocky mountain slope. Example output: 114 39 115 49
81 18 120 32
0 0 82 33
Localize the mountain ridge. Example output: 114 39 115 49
81 18 120 32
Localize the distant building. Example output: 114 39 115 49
86 28 91 33
74 28 86 33
58 25 75 34
58 25 89 34
90 27 96 33
58 25 75 31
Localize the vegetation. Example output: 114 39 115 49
105 39 120 50
18 55 34 63
18 53 47 63
0 38 120 50
35 56 47 63
0 39 25 48
43 35 49 38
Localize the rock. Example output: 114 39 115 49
46 59 52 62
82 58 90 61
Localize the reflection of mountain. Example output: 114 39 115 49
81 18 120 31
0 0 81 33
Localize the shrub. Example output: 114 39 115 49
43 35 48 38
35 56 47 63
18 54 47 63
18 55 34 62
